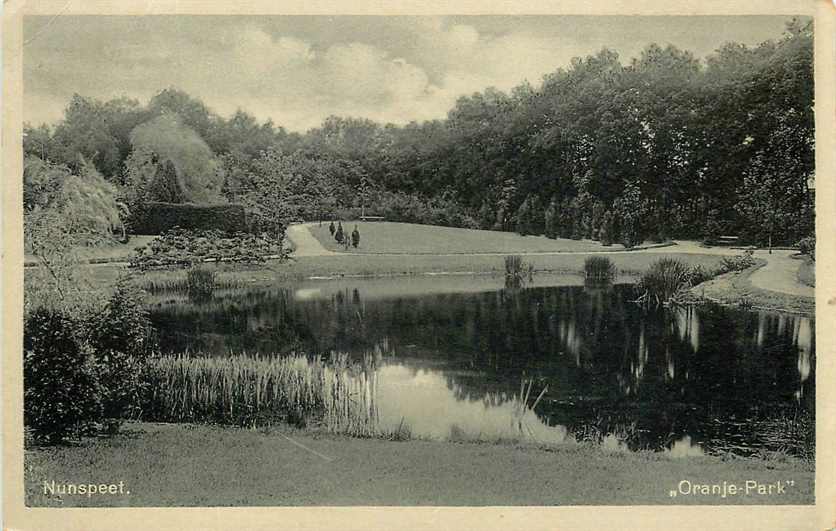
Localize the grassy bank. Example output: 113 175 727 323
76 252 728 292
25 421 813 507
690 262 814 316
310 221 639 254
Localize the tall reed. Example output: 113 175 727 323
635 257 692 307
186 266 216 301
142 352 380 435
583 256 617 283
504 255 534 288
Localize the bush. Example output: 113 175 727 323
797 236 815 261
686 264 717 286
130 227 282 270
375 191 479 229
719 251 756 273
24 307 102 443
129 202 248 235
95 350 147 433
89 277 154 358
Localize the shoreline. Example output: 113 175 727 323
688 261 815 316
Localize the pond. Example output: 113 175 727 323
148 275 815 457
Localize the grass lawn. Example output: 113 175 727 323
797 256 815 288
310 222 638 254
25 422 813 507
76 252 730 292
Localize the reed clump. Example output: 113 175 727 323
583 256 617 283
635 257 692 307
186 266 216 301
142 352 380 435
504 255 534 288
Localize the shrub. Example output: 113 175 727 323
95 350 147 433
583 256 617 283
89 277 154 358
635 258 692 307
24 307 102 443
129 228 281 270
797 235 815 261
686 264 717 286
129 202 248 235
719 251 756 273
375 191 479 229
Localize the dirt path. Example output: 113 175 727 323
285 223 339 257
749 250 814 298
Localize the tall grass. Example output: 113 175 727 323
142 352 380 436
635 257 692 307
583 256 617 283
504 255 534 288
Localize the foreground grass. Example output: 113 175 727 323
25 422 813 507
310 222 637 254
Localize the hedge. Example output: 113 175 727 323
130 202 248 235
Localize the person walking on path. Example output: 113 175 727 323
329 220 335 236
351 226 360 249
335 222 344 243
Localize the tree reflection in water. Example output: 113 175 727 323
149 282 814 456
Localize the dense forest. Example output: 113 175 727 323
24 19 813 247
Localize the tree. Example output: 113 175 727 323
24 156 124 308
128 113 223 204
599 210 614 246
736 151 802 251
515 196 533 235
613 183 647 248
544 197 558 239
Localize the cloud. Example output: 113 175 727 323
22 16 796 132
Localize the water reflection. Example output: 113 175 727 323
376 363 569 444
149 282 815 457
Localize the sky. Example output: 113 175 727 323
23 15 802 132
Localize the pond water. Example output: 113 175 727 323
148 275 815 457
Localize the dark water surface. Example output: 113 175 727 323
148 276 814 457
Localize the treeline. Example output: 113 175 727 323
24 19 813 246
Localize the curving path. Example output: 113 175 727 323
749 250 814 298
285 223 339 257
